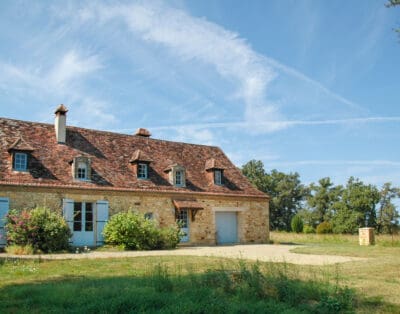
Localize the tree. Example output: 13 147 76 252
241 160 268 192
306 177 342 226
242 161 308 231
291 215 304 233
376 182 400 234
331 177 380 234
386 0 400 37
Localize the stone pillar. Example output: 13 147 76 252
359 227 375 245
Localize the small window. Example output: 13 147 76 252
13 152 28 171
77 162 87 180
175 170 183 186
73 202 82 231
144 212 153 220
138 163 148 179
214 170 222 185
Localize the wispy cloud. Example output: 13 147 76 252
0 49 114 127
47 50 102 89
149 116 400 132
268 160 400 167
73 1 365 133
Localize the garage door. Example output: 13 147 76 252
216 212 238 244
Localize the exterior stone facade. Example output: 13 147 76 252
0 107 270 246
0 185 269 245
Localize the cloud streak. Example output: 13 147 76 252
75 1 365 133
148 116 400 132
267 160 400 167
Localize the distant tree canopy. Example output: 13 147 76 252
386 0 400 37
241 160 400 234
242 160 308 231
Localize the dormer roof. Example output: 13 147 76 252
130 149 153 163
205 158 225 171
8 136 34 152
164 163 184 173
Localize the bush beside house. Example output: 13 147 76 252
103 211 181 250
6 207 71 253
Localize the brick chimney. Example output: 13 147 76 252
135 128 151 137
55 104 68 144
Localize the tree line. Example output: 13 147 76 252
242 160 400 234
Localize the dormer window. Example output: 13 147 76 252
72 156 91 181
14 152 28 171
8 136 34 173
205 158 225 186
77 162 88 180
164 164 186 187
137 163 148 179
214 169 222 185
130 150 152 180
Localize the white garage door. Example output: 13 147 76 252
216 212 238 244
0 197 9 247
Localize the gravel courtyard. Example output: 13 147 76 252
1 244 365 265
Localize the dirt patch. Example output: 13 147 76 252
0 244 366 265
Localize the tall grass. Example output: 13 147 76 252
271 231 400 246
0 257 356 313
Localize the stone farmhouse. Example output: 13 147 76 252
0 105 269 247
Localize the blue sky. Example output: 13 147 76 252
0 0 399 188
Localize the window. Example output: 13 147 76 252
137 163 148 179
13 152 27 171
144 212 153 220
175 170 183 186
73 202 82 231
214 170 222 185
77 162 87 180
166 164 186 187
72 157 91 181
73 202 93 232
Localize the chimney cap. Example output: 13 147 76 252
135 128 151 137
55 104 68 115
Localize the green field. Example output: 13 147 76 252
271 231 400 312
0 233 399 313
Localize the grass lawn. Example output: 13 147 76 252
1 232 399 313
271 231 400 313
0 255 356 313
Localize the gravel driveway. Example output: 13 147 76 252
1 244 364 265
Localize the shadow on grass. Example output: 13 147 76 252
1 260 395 314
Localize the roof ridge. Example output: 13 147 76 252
0 116 221 150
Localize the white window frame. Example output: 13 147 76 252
77 162 88 180
137 163 148 179
214 169 223 185
175 170 183 186
13 152 27 171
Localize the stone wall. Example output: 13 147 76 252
0 185 269 245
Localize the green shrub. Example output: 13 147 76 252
316 221 333 234
6 207 71 253
291 215 304 233
103 211 181 250
5 244 35 255
303 225 315 234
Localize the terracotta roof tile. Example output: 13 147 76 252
205 158 225 170
130 149 153 163
8 136 34 152
0 117 267 198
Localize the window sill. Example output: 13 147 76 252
74 178 92 183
